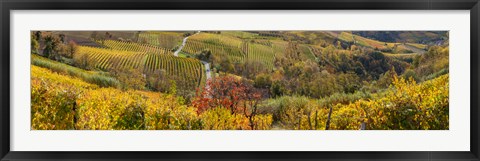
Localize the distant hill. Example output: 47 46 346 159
352 31 448 45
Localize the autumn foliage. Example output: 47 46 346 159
192 75 270 130
32 66 272 130
30 31 449 130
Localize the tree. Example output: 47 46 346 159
172 75 196 103
270 80 287 98
90 31 98 41
192 76 246 114
286 41 301 60
111 67 146 90
242 60 266 79
336 40 343 49
42 33 62 60
31 34 39 54
195 49 214 62
402 69 418 81
376 67 398 88
59 34 66 43
254 74 272 89
241 82 265 129
135 31 141 42
105 32 112 39
66 40 78 58
34 31 42 41
192 75 265 130
73 52 91 69
146 69 169 92
218 57 234 73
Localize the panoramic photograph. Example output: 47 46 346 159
30 31 449 130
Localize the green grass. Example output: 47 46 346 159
300 44 316 60
383 53 418 62
178 52 190 58
423 68 449 81
31 54 121 88
338 32 354 43
406 43 427 50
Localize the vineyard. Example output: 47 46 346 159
183 33 245 62
102 40 172 55
32 54 120 88
221 31 258 39
183 32 296 70
309 74 447 130
74 46 204 87
245 42 275 69
335 31 428 53
143 52 204 87
337 31 388 50
31 65 272 130
31 63 448 130
137 32 183 50
31 30 449 130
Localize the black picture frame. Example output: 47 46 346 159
1 0 479 160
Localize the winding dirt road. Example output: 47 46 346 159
173 31 211 90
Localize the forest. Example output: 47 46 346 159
30 30 449 130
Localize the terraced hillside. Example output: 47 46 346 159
137 31 184 50
183 32 245 62
334 31 427 54
31 30 449 130
101 40 172 55
75 46 204 87
183 32 305 70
